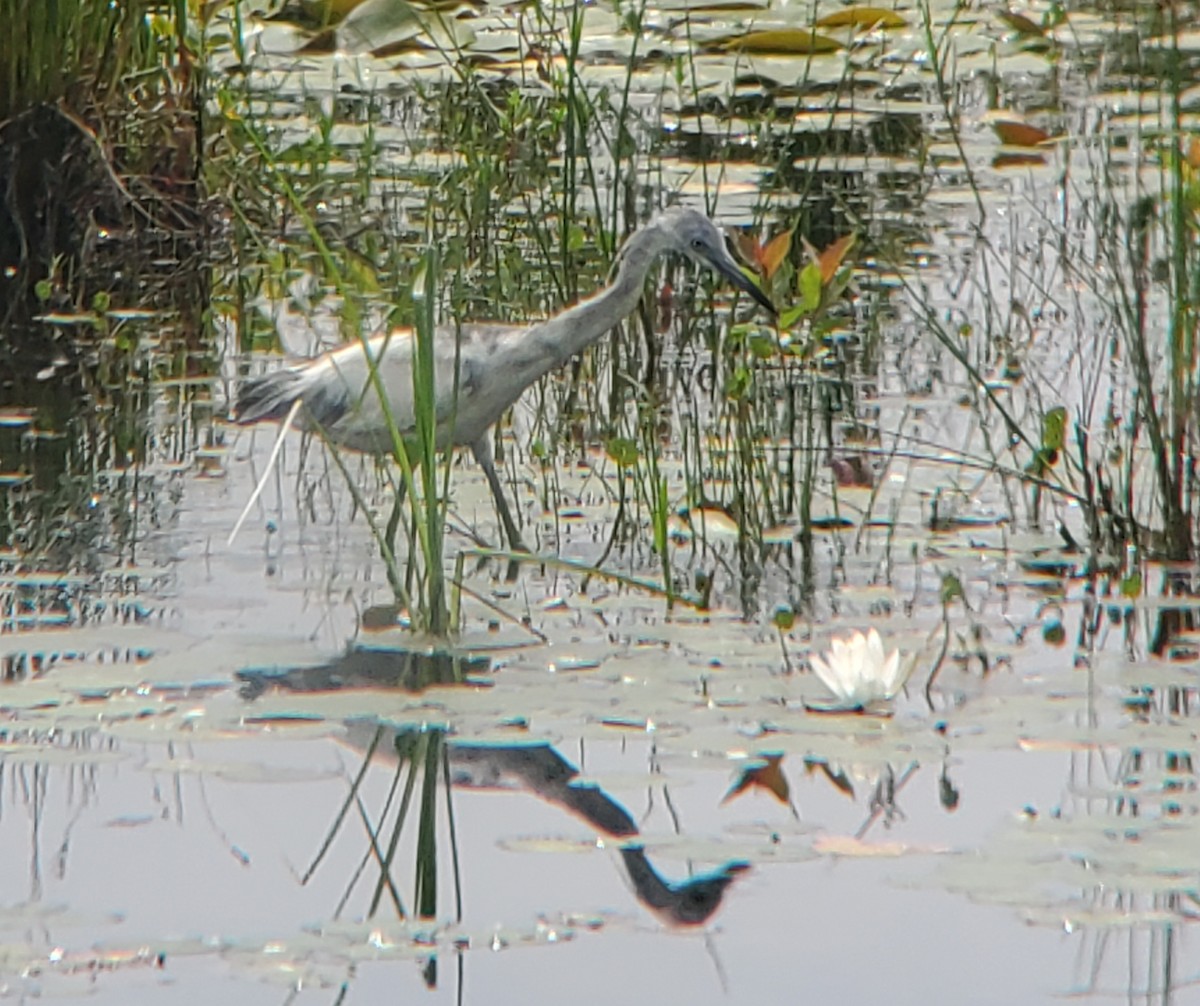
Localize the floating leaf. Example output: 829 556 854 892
711 28 843 54
989 116 1054 148
995 9 1044 35
298 0 475 55
813 835 938 857
993 151 1047 169
816 6 907 29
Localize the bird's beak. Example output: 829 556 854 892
712 249 776 316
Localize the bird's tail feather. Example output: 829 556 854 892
236 365 352 429
234 369 311 425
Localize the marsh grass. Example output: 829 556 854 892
0 0 200 319
934 14 1200 566
305 724 461 922
404 246 452 634
214 0 924 619
0 0 210 615
0 0 180 122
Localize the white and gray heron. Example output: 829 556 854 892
234 206 775 551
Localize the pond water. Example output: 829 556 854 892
1 0 1200 1001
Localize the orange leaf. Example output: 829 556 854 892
722 753 791 805
1185 136 1200 170
733 228 794 279
657 280 674 332
760 228 794 279
817 233 856 283
731 231 762 268
990 118 1053 147
992 151 1047 169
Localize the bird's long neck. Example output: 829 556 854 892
508 223 667 386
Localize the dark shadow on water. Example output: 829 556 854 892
237 646 493 698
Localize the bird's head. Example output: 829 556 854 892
657 206 776 315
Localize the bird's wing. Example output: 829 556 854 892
313 325 526 451
314 333 419 450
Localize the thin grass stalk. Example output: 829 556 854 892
1165 10 1194 558
449 550 464 630
634 408 675 605
302 724 384 885
413 731 442 917
678 10 711 205
464 547 709 610
601 0 649 256
796 374 816 601
345 760 409 919
412 247 449 633
369 731 427 917
916 0 985 220
440 740 464 921
560 0 585 303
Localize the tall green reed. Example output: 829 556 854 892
0 0 180 121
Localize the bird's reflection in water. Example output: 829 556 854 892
238 646 748 930
448 739 749 928
619 847 750 928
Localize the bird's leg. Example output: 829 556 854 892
471 436 528 553
384 476 408 555
382 476 409 601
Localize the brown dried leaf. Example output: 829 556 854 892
816 6 906 28
991 118 1053 147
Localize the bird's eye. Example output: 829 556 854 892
690 238 705 250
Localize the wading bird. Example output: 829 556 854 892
234 206 775 551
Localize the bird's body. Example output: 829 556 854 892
235 206 775 550
236 321 530 453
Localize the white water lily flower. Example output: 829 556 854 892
808 629 912 711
